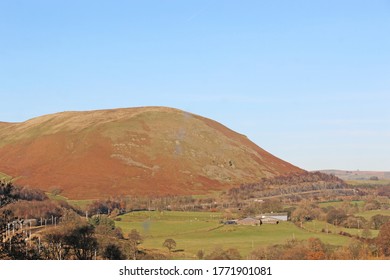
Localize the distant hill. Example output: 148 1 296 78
319 170 390 181
0 107 303 199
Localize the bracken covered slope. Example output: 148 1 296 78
0 107 303 199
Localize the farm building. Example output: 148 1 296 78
257 212 288 222
237 217 261 226
260 217 280 224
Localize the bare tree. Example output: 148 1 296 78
163 238 176 252
63 224 98 260
376 222 390 257
126 229 143 260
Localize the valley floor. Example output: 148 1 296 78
116 211 360 259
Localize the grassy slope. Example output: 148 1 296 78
312 201 390 237
303 207 390 238
303 220 379 238
116 211 353 259
356 209 390 219
46 192 96 210
0 171 12 181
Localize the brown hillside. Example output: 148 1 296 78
0 107 303 199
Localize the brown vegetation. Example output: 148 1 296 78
227 171 347 202
0 107 303 199
248 236 387 260
2 182 390 260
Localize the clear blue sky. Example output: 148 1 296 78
0 0 389 171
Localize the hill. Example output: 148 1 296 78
319 170 390 181
0 107 303 199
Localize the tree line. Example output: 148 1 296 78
227 172 348 202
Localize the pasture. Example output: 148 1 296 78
356 209 390 220
302 219 380 238
115 211 353 259
46 192 95 210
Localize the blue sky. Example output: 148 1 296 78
0 0 389 171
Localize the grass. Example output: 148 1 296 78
356 209 390 220
115 211 353 259
46 192 69 201
116 211 222 238
303 220 379 238
0 171 12 182
67 199 96 210
346 179 390 186
46 192 95 211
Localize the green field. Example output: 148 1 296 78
67 199 96 210
46 192 95 210
115 211 353 259
356 209 390 220
303 220 379 238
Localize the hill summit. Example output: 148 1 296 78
0 107 303 199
